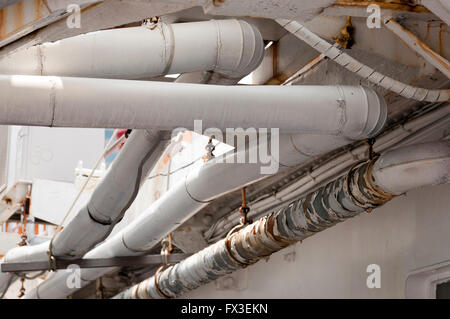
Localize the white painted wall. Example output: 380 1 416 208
184 183 450 299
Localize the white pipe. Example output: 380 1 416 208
276 19 450 102
23 105 447 299
0 20 263 80
20 129 386 298
373 141 450 194
113 140 450 299
383 17 450 79
0 76 387 139
23 129 387 298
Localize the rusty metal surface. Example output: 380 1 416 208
332 0 429 13
384 17 450 78
114 158 396 299
0 0 49 44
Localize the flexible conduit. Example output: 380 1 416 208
276 19 449 102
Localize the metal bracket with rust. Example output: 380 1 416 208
335 16 354 49
1 253 192 273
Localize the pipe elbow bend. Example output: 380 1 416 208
341 86 387 140
213 20 264 79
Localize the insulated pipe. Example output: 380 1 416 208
0 76 387 139
0 20 264 80
278 134 355 167
113 140 450 299
22 131 387 298
2 130 166 261
21 92 388 298
0 130 168 297
205 104 450 242
276 19 450 102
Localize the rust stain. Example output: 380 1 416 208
272 41 279 81
425 22 430 42
332 1 429 13
14 1 24 31
389 18 450 73
2 196 12 205
0 0 45 41
418 40 450 72
0 9 4 39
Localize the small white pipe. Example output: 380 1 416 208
0 76 387 139
278 133 354 167
0 20 263 80
383 17 450 79
25 104 448 298
0 19 264 297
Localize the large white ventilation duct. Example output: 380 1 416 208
0 20 264 80
0 76 386 139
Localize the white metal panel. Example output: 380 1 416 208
24 127 104 183
30 178 94 226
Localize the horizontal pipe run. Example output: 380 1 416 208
419 0 450 26
0 20 264 80
114 141 450 299
0 76 387 139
